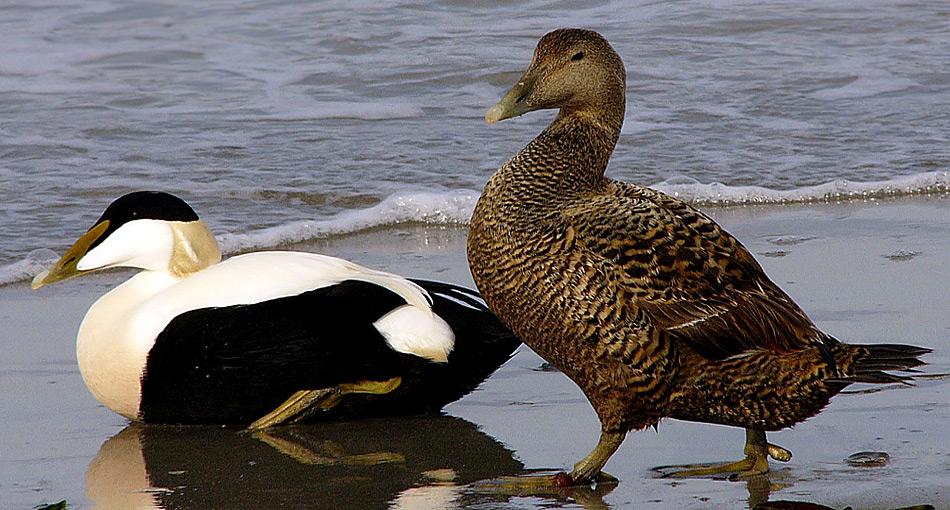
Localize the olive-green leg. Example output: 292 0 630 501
569 431 626 483
246 377 402 431
654 428 792 479
475 430 625 492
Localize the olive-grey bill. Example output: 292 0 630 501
32 221 110 289
485 69 539 124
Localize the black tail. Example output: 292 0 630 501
414 279 493 311
402 279 521 407
413 279 521 353
838 343 932 385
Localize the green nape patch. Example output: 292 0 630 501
34 500 68 510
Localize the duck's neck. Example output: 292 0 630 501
169 221 222 276
558 83 626 139
499 107 623 196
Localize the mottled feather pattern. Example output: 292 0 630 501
469 29 928 436
471 118 680 431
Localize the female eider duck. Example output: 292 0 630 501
34 191 520 426
468 28 930 486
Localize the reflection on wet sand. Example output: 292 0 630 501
467 467 619 510
744 470 793 508
685 469 933 510
84 413 939 510
86 415 525 510
753 500 935 510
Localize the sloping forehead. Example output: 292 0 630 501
535 28 609 58
94 191 198 228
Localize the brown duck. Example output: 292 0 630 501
468 28 929 486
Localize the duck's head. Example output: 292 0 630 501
32 191 222 289
485 28 626 127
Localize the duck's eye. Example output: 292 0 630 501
571 51 585 61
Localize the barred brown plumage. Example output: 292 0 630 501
468 28 930 487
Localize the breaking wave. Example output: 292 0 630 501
3 171 947 287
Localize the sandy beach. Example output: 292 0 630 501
2 195 948 510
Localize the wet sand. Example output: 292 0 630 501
2 196 948 509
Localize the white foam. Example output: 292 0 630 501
0 249 61 287
4 175 948 287
653 170 950 205
216 190 479 253
212 172 950 253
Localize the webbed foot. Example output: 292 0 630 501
653 455 770 480
472 430 625 495
652 428 791 480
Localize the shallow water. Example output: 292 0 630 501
2 198 949 509
2 0 949 283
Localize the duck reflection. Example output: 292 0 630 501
86 415 524 510
659 468 934 510
89 418 931 510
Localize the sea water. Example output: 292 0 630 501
2 0 948 284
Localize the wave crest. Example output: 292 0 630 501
653 170 949 205
4 172 947 287
217 190 478 253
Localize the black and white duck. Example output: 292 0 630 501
34 191 520 427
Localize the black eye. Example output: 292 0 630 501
571 51 585 61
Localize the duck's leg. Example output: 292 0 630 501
246 377 402 431
476 430 626 491
247 388 336 431
569 431 626 483
653 428 792 479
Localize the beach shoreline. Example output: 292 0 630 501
2 196 948 509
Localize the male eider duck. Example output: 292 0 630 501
468 28 930 486
34 191 520 426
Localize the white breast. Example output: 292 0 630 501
78 271 179 420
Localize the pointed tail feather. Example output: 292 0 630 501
832 343 932 385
